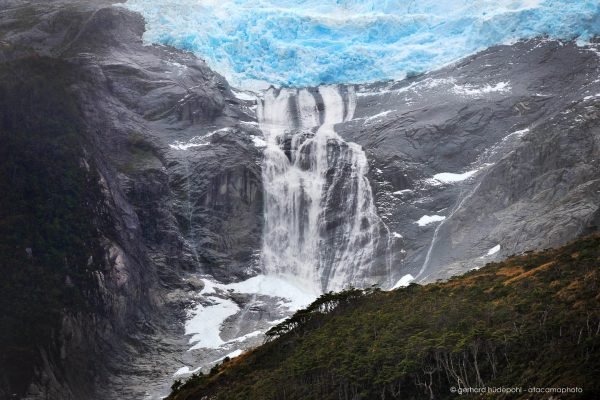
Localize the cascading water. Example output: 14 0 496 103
258 85 392 293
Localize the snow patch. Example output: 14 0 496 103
169 138 210 151
169 128 230 150
178 274 313 375
363 110 394 123
185 274 319 352
487 244 501 256
223 274 318 311
186 297 239 351
505 128 530 140
452 82 511 97
416 215 446 227
433 170 477 183
210 349 244 365
173 366 201 377
392 274 414 289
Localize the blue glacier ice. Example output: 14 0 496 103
122 0 600 88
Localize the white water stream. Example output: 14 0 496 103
258 85 391 292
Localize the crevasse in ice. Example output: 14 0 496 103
123 0 599 88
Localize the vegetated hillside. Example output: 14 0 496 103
169 233 600 400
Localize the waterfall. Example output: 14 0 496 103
258 85 391 293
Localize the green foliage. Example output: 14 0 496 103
265 287 368 340
170 234 600 400
0 58 110 395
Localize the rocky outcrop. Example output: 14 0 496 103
0 1 262 399
339 39 600 283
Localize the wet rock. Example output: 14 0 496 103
339 39 600 283
0 1 260 399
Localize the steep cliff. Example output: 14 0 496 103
340 39 600 284
0 1 262 398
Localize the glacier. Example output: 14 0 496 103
122 0 600 88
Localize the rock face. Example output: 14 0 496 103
0 0 599 399
1 1 262 399
339 40 600 283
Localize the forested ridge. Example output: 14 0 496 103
169 233 600 400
